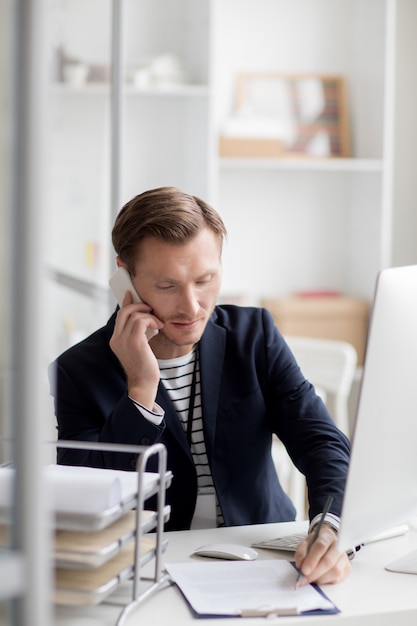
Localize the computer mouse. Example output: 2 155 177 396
191 542 258 561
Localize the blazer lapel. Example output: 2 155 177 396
198 318 226 461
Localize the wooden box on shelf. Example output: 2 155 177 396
219 136 284 158
262 293 370 365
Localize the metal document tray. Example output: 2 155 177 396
0 465 173 533
54 506 171 569
54 538 168 606
54 470 172 532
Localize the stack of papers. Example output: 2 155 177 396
165 560 338 617
0 464 167 517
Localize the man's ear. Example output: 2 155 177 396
116 257 126 269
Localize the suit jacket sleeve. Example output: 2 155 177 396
48 315 165 469
200 306 351 523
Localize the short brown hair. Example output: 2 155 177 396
112 187 227 275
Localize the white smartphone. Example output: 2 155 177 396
109 266 143 306
109 267 158 340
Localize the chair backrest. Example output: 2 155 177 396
285 335 357 437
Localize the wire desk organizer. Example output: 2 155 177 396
52 440 172 625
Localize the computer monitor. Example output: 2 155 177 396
337 265 417 573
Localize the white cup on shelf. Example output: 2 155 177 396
62 62 89 87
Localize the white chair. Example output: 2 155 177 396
272 336 357 519
285 335 358 436
271 437 307 520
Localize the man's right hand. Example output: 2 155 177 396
109 291 163 410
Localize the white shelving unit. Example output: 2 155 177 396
213 0 404 302
45 0 417 351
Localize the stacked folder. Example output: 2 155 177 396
0 462 172 606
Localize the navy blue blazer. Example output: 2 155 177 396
49 305 350 531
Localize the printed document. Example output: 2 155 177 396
165 559 338 617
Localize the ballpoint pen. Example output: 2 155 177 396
295 495 334 587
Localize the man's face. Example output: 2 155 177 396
131 227 222 358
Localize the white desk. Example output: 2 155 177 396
55 521 417 626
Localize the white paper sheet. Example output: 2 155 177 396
0 465 159 514
165 559 336 617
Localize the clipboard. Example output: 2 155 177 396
165 560 339 618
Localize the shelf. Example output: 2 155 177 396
219 157 384 173
126 84 209 97
49 442 172 619
54 507 171 570
0 464 173 533
50 82 209 98
53 470 173 532
54 537 169 605
46 267 109 303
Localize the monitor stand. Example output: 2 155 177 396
385 549 417 575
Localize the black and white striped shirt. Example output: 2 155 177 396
158 348 224 526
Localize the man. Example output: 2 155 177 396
49 186 351 586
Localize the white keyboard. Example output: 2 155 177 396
252 532 307 552
252 523 409 553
